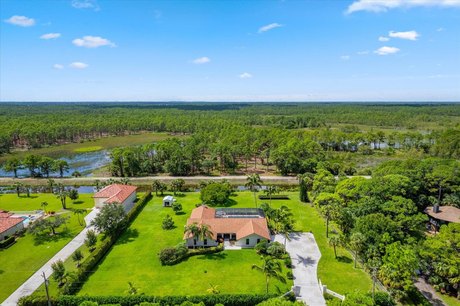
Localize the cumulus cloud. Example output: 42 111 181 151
192 57 211 64
70 62 88 69
239 72 253 79
4 15 35 27
258 23 283 33
389 30 419 40
346 0 460 14
72 36 115 48
379 36 390 42
374 46 400 55
357 50 369 55
40 33 61 40
53 64 64 70
340 55 351 60
71 0 99 10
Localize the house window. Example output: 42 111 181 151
194 239 197 245
257 239 260 244
246 238 250 245
204 239 208 245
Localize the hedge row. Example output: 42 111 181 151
0 236 15 248
159 243 224 265
61 191 153 295
258 195 290 200
19 294 278 306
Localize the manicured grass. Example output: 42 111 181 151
79 192 292 296
440 294 460 306
0 193 94 212
0 132 177 162
78 191 371 297
73 146 103 153
0 193 94 302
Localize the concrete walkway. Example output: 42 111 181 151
414 278 447 306
2 209 99 306
275 232 326 306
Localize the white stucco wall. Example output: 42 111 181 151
94 197 106 209
121 192 137 212
235 234 266 248
0 221 24 240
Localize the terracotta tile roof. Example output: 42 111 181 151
185 206 271 240
424 206 460 224
93 184 137 204
0 215 23 234
0 212 13 218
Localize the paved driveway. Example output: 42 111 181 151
275 232 326 306
2 209 99 306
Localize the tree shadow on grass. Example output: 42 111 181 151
72 200 84 205
116 228 139 245
19 195 38 199
32 228 74 246
175 211 186 216
196 252 228 260
337 255 352 264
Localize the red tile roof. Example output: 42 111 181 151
93 184 137 204
0 214 23 234
185 206 271 240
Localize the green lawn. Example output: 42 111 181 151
77 191 371 297
0 193 95 302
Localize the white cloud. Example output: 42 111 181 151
71 0 99 10
192 57 211 64
4 15 35 27
346 0 460 14
53 64 64 70
357 50 369 55
258 23 283 33
239 72 253 79
379 36 390 42
437 27 444 32
69 62 88 69
72 36 115 48
340 55 351 60
374 46 400 55
389 30 419 40
40 33 61 40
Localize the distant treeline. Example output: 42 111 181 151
0 103 459 160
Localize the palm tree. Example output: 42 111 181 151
328 235 341 259
40 201 48 213
184 223 201 249
13 182 23 197
47 178 55 193
73 208 86 226
252 257 286 294
199 224 213 247
321 204 338 238
56 183 68 209
246 174 263 208
264 185 279 205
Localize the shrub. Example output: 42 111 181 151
162 215 175 230
79 302 98 306
159 243 223 266
0 236 15 248
255 240 269 255
85 229 97 251
172 202 183 214
286 271 293 280
266 242 286 259
284 257 292 268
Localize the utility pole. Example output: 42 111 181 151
42 271 51 306
372 267 377 301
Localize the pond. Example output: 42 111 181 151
0 150 111 178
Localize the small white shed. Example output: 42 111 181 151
163 196 175 207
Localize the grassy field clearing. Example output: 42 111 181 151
76 191 371 297
0 193 95 302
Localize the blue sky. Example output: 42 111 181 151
1 0 459 102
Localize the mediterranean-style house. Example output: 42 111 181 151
93 184 137 212
184 205 271 248
0 211 24 241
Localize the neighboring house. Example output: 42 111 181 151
184 206 271 248
0 211 24 241
93 184 137 212
424 205 460 232
163 195 175 207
